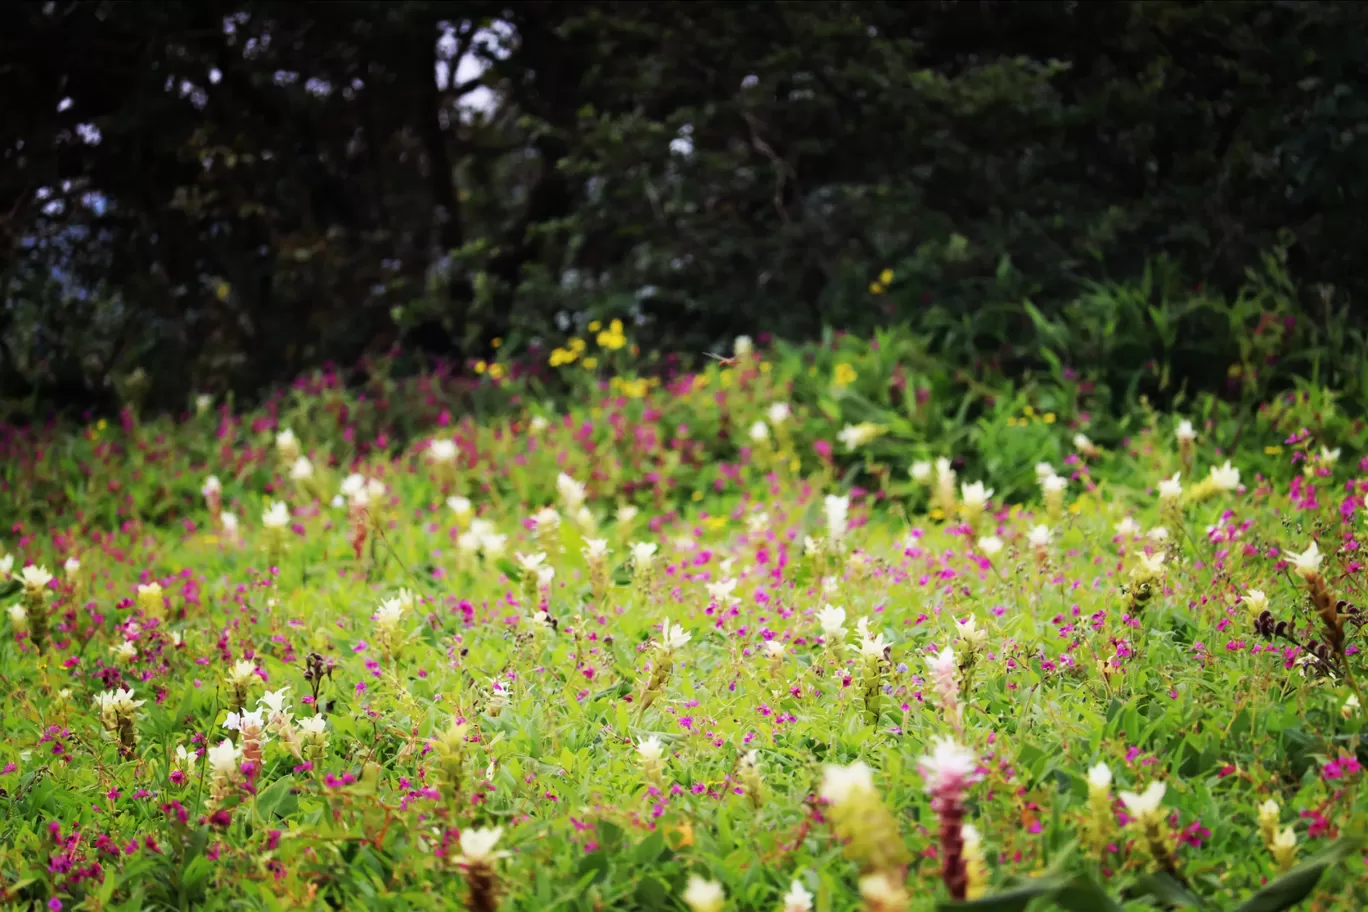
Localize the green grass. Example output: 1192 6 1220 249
0 340 1364 911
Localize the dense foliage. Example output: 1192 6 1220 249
1 324 1366 910
6 1 1368 412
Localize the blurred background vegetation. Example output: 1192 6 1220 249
4 0 1368 417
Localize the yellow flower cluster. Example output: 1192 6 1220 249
549 319 628 367
833 363 858 387
597 319 627 350
549 337 588 367
1006 405 1056 427
868 268 894 295
473 360 506 380
611 376 653 398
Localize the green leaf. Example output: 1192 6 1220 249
0 579 20 600
938 874 1069 911
1230 838 1360 912
1131 872 1207 908
255 774 297 820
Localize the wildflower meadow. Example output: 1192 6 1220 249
1 329 1366 912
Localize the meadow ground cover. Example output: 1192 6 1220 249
0 333 1365 912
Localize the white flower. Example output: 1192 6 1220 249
375 596 406 628
706 578 739 605
1175 419 1197 443
853 630 890 659
766 402 791 425
1244 589 1269 614
926 645 957 678
202 476 222 499
516 552 548 574
1209 461 1240 492
365 478 386 502
64 557 80 576
275 428 298 455
1147 526 1169 542
1118 781 1166 820
659 619 691 653
956 616 987 650
1073 433 1096 454
427 439 458 463
340 473 366 498
533 506 561 532
297 715 328 739
1343 694 1361 719
19 565 53 594
0 553 12 576
960 481 993 510
733 335 753 357
1087 763 1112 791
617 505 639 525
1138 552 1166 577
582 538 610 562
529 415 550 433
1115 517 1140 537
819 761 875 806
221 512 239 535
1035 462 1057 481
112 640 138 662
763 640 785 659
917 737 978 793
824 494 850 542
457 827 506 864
536 565 555 588
259 687 291 716
748 420 770 443
447 495 473 518
682 875 726 912
196 393 214 414
479 532 508 559
747 511 769 534
289 456 314 480
1320 446 1341 466
976 535 1003 557
207 739 242 777
910 461 932 483
528 610 553 632
556 473 587 509
936 457 954 481
837 422 882 451
818 604 847 639
262 501 290 529
1291 541 1323 579
1158 473 1182 501
7 604 26 625
631 542 658 566
637 735 666 765
782 880 814 912
1026 525 1052 548
223 709 265 733
226 659 258 686
1272 826 1296 852
1040 474 1067 495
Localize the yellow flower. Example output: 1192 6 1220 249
488 363 506 380
879 268 894 285
582 356 599 370
759 361 772 374
474 360 487 374
1264 445 1283 455
833 363 857 387
1023 405 1035 417
569 337 587 353
869 282 884 295
215 282 231 301
704 517 727 531
588 320 602 332
491 337 503 349
691 491 703 502
788 456 801 473
693 375 709 390
1043 412 1056 424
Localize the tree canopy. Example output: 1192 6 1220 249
4 1 1368 413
